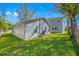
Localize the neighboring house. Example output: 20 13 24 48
12 17 65 40
47 17 65 33
12 18 50 39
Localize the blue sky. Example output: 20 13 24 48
0 3 79 25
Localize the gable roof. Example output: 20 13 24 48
14 18 50 26
14 17 65 27
24 18 50 26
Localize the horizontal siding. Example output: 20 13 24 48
48 20 64 32
24 20 50 40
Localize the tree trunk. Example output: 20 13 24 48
71 19 77 39
70 16 77 40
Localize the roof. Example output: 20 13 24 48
46 17 64 25
14 17 65 26
47 17 64 21
24 18 50 26
14 17 50 26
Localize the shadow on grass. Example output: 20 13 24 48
71 38 79 56
0 33 77 56
0 33 22 41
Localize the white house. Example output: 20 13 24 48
12 17 65 40
12 18 50 39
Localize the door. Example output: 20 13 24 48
41 27 47 35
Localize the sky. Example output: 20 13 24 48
0 3 79 25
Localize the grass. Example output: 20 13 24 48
71 30 79 56
0 32 76 56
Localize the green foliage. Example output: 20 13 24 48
55 3 78 39
0 32 76 56
0 16 9 32
55 3 79 18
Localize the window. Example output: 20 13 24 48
41 27 47 31
52 27 54 30
52 27 57 30
58 20 61 22
33 26 38 33
41 27 43 30
44 27 47 30
55 27 57 30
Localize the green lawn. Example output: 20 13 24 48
0 32 76 56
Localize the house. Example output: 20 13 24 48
12 18 50 40
12 17 65 40
47 17 65 33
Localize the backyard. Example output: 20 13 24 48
0 32 78 56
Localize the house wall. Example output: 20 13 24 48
12 18 65 40
48 20 65 33
39 20 49 35
62 20 65 32
12 22 25 39
24 20 49 40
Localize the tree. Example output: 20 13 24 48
64 15 71 36
54 3 79 44
2 8 6 19
0 16 9 36
16 4 36 21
